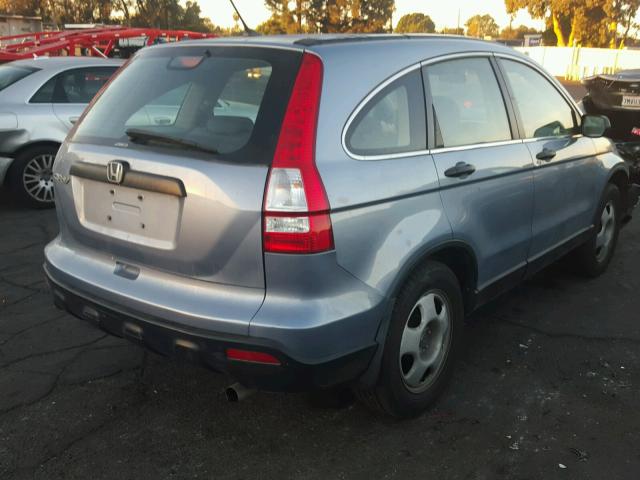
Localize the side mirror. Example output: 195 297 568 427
582 114 611 138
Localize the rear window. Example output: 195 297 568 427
72 46 302 164
0 64 38 92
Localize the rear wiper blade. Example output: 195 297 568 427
125 128 219 155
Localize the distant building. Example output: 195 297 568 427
0 14 43 37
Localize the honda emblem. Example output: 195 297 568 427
107 161 125 184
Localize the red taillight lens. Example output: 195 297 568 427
226 348 281 366
263 53 334 254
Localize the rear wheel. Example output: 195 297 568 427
356 261 464 418
7 145 58 209
572 183 621 277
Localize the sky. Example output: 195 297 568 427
202 0 546 30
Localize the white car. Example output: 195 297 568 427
0 57 122 207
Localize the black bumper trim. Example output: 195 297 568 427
45 267 376 392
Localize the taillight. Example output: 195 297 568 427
263 52 334 254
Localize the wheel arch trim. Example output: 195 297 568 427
357 239 479 388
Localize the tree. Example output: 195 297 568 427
505 0 640 47
262 0 307 33
262 0 395 34
256 15 288 34
605 0 640 47
179 1 213 32
465 14 499 38
351 0 395 33
395 13 435 33
441 26 464 35
0 0 114 24
0 0 215 31
500 24 540 40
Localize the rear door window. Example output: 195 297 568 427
30 67 117 104
72 47 301 163
0 64 38 91
499 59 578 138
425 58 512 148
345 69 426 158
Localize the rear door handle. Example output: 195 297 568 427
69 116 79 125
536 148 556 162
444 161 476 178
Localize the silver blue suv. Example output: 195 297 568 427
45 35 639 417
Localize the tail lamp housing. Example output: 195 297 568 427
263 52 334 254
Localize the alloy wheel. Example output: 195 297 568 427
22 154 55 204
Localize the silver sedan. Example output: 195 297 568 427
0 57 122 207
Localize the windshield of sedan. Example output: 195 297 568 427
0 65 38 91
72 46 302 164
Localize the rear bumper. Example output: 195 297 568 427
45 265 377 391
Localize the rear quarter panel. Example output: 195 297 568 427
314 44 455 297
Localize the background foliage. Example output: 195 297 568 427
0 0 637 46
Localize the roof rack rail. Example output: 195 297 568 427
293 34 472 47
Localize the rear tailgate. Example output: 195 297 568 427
50 44 303 333
56 142 269 288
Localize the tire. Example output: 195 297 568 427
355 261 464 418
572 183 621 278
6 145 58 209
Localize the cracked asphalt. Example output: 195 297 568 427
1 81 639 479
2 189 640 480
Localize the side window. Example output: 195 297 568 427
425 57 512 148
30 67 116 104
30 76 55 103
346 69 426 157
500 59 577 138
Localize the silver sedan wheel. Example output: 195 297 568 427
399 291 452 393
595 200 616 262
22 154 55 204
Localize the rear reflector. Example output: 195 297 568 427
263 53 334 254
226 348 281 366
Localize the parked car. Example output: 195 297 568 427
581 69 640 141
0 57 122 207
45 35 639 417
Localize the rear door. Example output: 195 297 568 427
32 67 118 129
424 55 535 293
53 67 118 128
497 57 599 261
54 46 302 289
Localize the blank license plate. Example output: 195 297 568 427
622 95 640 108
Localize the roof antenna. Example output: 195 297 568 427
228 0 259 36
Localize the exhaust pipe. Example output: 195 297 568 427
225 382 256 402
